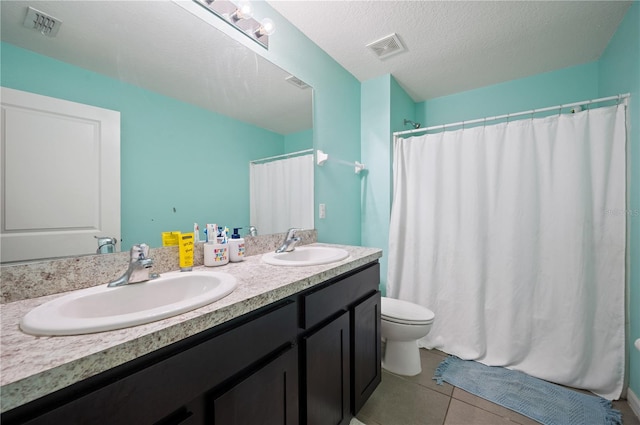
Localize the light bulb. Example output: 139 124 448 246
255 18 275 37
231 2 253 22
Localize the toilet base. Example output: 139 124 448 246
382 339 422 376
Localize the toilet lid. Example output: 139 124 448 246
381 297 434 325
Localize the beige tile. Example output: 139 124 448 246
451 388 540 425
444 398 517 425
391 348 454 397
355 417 384 425
613 399 640 425
431 349 450 358
358 371 451 425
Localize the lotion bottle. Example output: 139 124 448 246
228 227 245 262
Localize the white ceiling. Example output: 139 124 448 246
268 0 632 102
0 1 312 135
1 0 631 134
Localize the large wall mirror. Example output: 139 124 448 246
0 0 313 262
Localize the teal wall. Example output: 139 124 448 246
361 75 392 292
361 75 415 293
250 2 362 246
416 62 599 126
284 129 313 153
361 62 599 294
4 0 637 397
1 42 284 249
2 0 364 250
363 4 638 397
598 1 640 400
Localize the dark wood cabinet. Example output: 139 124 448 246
211 346 299 425
301 262 381 419
351 291 381 413
4 300 298 425
304 311 351 425
2 261 381 425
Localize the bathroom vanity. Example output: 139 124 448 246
0 244 382 425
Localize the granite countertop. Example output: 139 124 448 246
0 243 382 413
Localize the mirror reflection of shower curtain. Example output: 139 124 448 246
250 154 314 235
387 104 626 400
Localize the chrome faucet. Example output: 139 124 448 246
107 244 157 287
276 228 302 253
95 236 117 254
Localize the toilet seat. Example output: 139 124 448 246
381 297 434 325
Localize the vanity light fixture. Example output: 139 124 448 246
229 2 253 23
194 0 275 49
255 18 276 38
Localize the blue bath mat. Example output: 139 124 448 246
433 356 622 425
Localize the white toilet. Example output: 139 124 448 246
381 297 435 376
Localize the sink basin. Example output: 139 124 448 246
20 271 237 336
262 245 349 267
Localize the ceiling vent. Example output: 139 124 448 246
23 7 62 37
285 75 310 90
366 33 406 60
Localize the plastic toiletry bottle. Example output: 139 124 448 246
178 232 194 272
193 223 200 243
229 227 245 262
204 224 229 266
205 223 217 243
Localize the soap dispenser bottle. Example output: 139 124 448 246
229 227 245 262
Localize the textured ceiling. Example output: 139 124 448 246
0 1 312 135
2 0 631 132
268 0 632 102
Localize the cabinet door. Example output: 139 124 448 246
304 311 350 425
352 291 381 413
211 346 298 425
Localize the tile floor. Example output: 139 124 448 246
356 348 640 425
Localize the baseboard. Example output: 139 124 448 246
628 388 640 421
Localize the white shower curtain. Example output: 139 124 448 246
387 104 626 399
250 154 314 235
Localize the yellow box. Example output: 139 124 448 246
179 232 194 270
162 231 180 247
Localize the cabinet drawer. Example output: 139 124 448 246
9 300 297 425
302 262 379 329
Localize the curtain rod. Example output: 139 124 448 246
250 148 313 164
393 93 630 137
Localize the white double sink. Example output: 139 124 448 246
261 245 349 267
20 271 237 336
20 245 349 337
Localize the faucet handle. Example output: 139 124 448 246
130 243 150 261
285 228 303 239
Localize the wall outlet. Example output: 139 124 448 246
319 203 326 219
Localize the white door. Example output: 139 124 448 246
1 87 120 262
